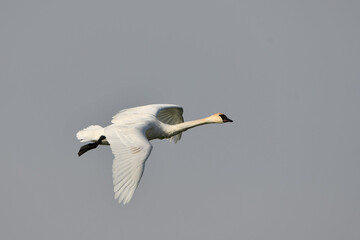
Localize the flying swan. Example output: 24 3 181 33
76 104 233 204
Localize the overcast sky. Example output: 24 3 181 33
1 1 359 239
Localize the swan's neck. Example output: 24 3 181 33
167 117 215 136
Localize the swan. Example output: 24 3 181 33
76 104 233 204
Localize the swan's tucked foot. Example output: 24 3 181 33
78 136 106 157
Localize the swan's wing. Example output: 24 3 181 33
104 126 153 204
156 106 184 143
111 104 184 143
111 104 183 124
156 106 184 125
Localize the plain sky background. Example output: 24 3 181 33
1 1 359 239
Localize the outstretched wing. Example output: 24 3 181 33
105 126 153 204
156 106 184 142
111 104 184 143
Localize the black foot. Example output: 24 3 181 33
78 135 106 157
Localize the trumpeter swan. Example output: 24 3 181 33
76 104 233 204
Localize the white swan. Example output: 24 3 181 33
76 104 233 204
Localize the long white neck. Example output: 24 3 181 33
166 117 216 136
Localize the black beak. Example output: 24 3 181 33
219 114 233 123
224 117 233 123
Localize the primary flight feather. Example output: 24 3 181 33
76 104 233 204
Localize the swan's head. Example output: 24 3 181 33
209 113 233 123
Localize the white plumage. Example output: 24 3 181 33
76 104 232 204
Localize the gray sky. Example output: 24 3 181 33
1 1 359 239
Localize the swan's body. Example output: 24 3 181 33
76 104 232 204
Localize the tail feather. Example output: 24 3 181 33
76 125 104 142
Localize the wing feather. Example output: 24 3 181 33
105 126 153 204
156 106 184 143
111 104 184 143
